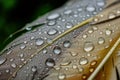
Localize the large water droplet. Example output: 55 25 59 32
58 73 66 80
35 38 44 46
98 37 105 44
47 13 60 20
0 57 6 65
45 58 55 67
53 46 62 55
86 5 95 12
79 57 88 65
63 40 71 48
83 41 94 52
65 22 73 29
47 28 58 36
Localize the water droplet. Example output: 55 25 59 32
88 29 94 34
64 10 72 15
42 49 47 54
82 34 88 38
47 20 56 26
70 52 78 57
47 28 58 35
26 26 32 31
72 65 78 69
45 58 55 67
31 66 37 72
53 46 62 55
35 38 44 46
86 5 95 12
47 13 60 20
92 26 98 30
98 37 105 44
58 73 66 80
60 59 71 66
83 41 94 52
20 44 26 49
89 67 94 73
108 13 116 19
79 57 88 65
63 40 71 48
78 67 84 73
97 1 105 7
11 63 17 68
105 29 112 36
65 22 73 28
82 74 87 79
90 60 97 66
6 69 10 73
0 57 6 65
19 53 24 58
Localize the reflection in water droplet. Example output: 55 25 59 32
86 5 95 12
47 28 58 36
0 57 6 65
6 69 10 73
58 73 66 80
45 58 55 67
98 37 105 44
88 29 94 34
35 38 44 46
11 63 17 68
105 29 112 36
84 41 94 52
82 74 87 79
53 46 62 55
42 49 47 54
47 13 60 20
82 34 88 38
65 22 73 29
79 57 88 65
63 40 71 48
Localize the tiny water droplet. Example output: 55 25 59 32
6 69 10 73
89 67 94 73
79 57 88 65
90 60 97 66
82 34 88 38
45 58 55 67
63 40 71 48
35 38 44 46
47 28 58 36
53 46 62 55
98 37 105 44
70 52 78 57
84 41 94 52
0 57 6 65
47 13 60 20
19 53 24 58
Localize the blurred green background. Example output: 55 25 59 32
0 0 67 51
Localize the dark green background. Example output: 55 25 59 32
0 0 67 51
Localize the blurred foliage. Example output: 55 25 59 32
0 0 67 51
